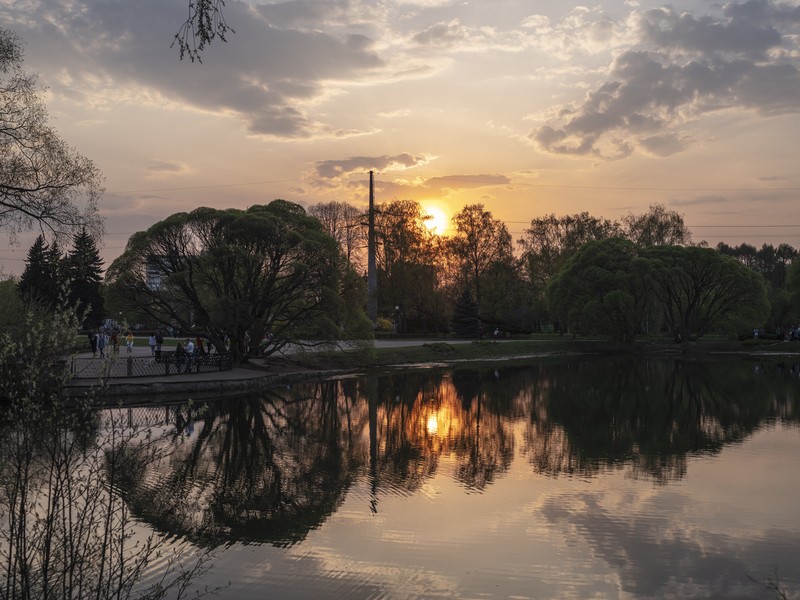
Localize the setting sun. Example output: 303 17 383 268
422 205 450 235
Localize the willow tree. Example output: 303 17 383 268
643 245 769 342
105 201 365 361
547 238 654 342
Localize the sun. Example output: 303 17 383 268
422 204 449 234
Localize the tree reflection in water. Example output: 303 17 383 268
113 357 800 546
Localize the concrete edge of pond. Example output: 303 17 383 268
62 339 800 405
62 365 348 403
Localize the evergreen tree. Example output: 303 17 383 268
66 228 105 328
451 288 482 339
18 235 50 304
17 235 66 308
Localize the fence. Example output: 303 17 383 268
70 351 234 379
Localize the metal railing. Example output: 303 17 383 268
70 351 233 379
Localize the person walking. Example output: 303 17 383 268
88 330 98 357
126 331 134 353
148 333 157 356
97 331 107 358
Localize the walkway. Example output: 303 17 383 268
65 339 468 399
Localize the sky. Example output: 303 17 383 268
1 0 800 276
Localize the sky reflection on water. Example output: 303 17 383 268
113 357 800 599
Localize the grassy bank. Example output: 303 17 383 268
257 337 800 374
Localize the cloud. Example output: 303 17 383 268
367 173 512 200
410 19 494 50
421 174 511 194
521 6 633 59
6 0 387 139
540 491 800 598
669 195 727 207
639 133 687 156
530 1 800 159
145 159 192 179
313 153 435 180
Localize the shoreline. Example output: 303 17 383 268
64 337 800 404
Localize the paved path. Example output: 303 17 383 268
68 338 480 390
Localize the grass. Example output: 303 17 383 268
274 336 800 373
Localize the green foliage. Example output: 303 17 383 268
548 240 769 343
643 246 769 341
105 201 364 361
787 259 800 319
449 204 513 306
520 211 621 296
0 277 24 333
65 228 105 328
17 235 61 307
0 304 216 599
479 258 538 333
548 238 651 342
451 289 482 339
374 200 448 332
622 203 692 247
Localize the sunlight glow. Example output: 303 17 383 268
422 205 449 234
426 413 439 436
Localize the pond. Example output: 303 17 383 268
110 356 800 599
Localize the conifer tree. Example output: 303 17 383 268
17 235 65 308
18 235 49 303
66 228 105 328
451 288 482 339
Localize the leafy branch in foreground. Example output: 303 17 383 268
172 0 234 62
0 304 220 599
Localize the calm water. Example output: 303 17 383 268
110 356 800 599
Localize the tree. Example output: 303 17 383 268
65 228 105 329
643 246 769 342
374 200 447 332
451 289 481 339
547 238 654 342
788 258 800 320
308 201 366 270
622 203 692 247
0 304 215 599
449 204 513 308
17 235 63 307
0 275 24 334
717 242 797 289
519 212 621 296
104 201 354 361
476 257 536 333
0 29 103 241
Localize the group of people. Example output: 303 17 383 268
88 329 231 369
172 335 217 372
87 329 135 358
775 326 800 341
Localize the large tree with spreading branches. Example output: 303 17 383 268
105 201 370 361
0 29 103 242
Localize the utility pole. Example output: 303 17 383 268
367 170 378 326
